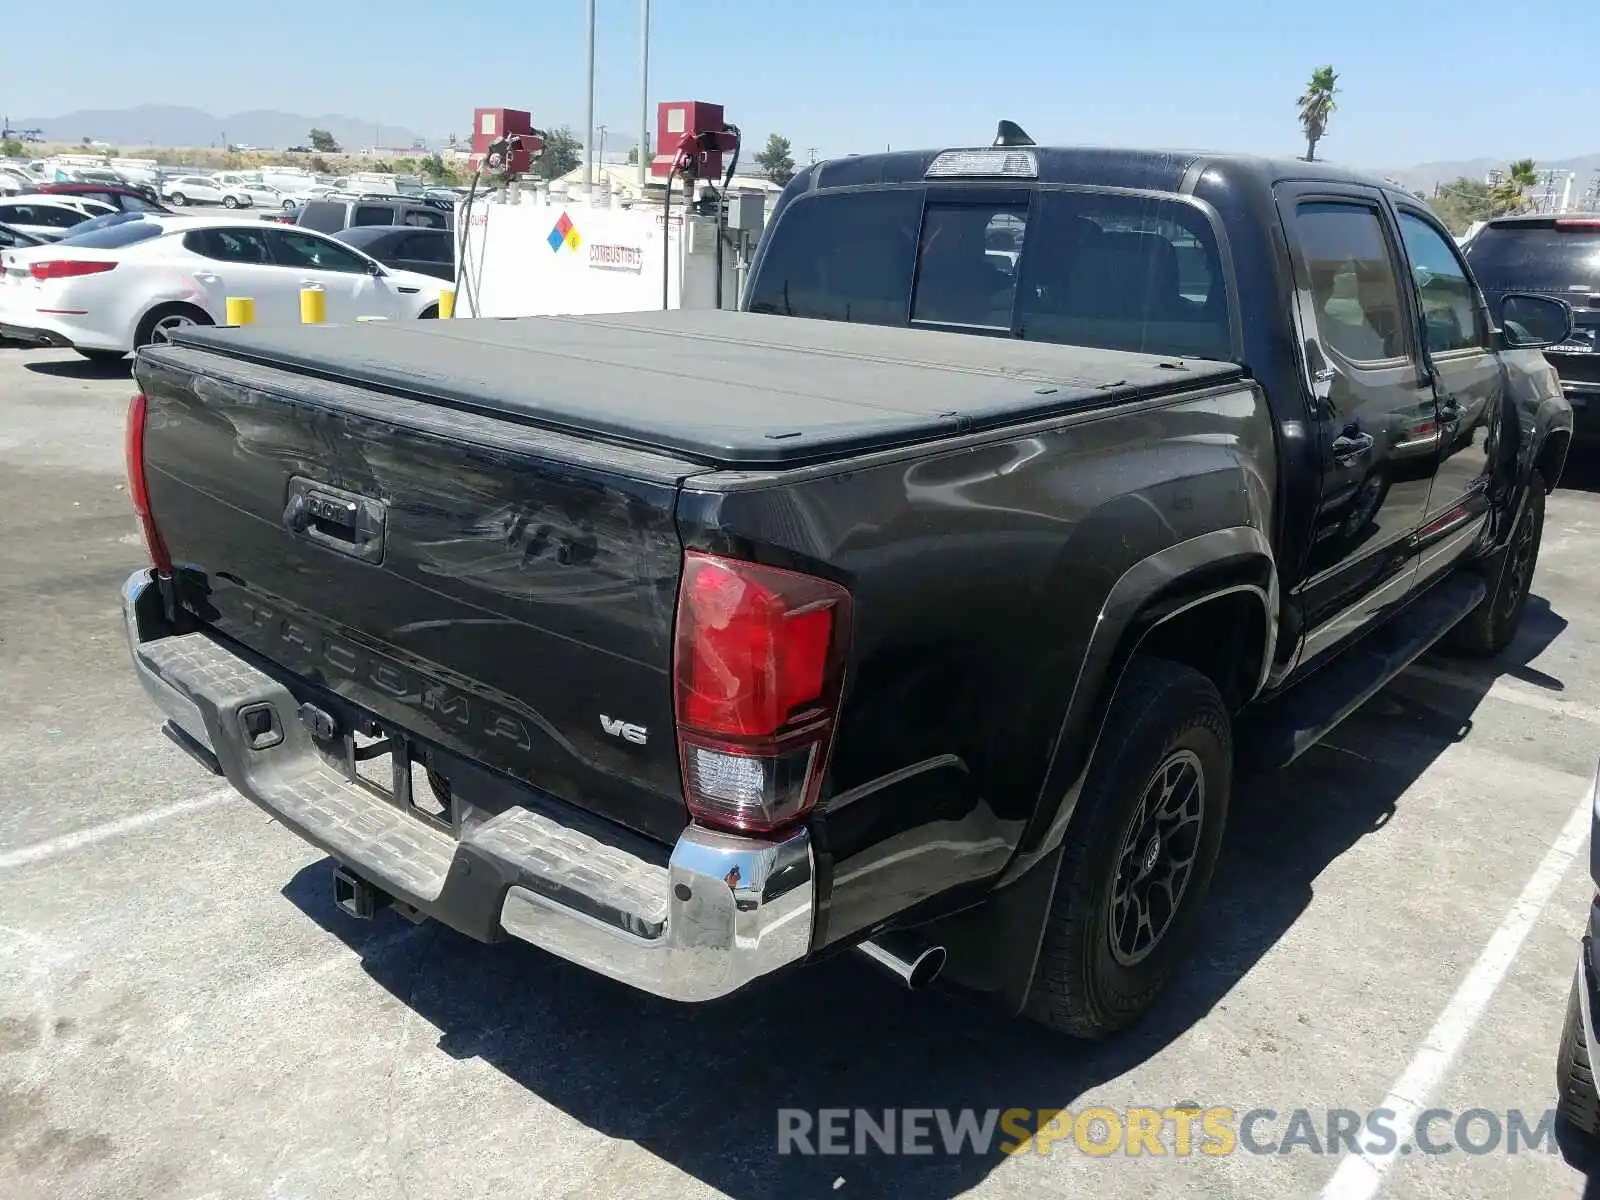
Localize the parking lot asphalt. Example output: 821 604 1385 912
2 341 1599 1199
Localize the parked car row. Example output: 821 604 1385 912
0 214 449 360
161 172 329 211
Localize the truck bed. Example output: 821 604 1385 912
169 309 1244 468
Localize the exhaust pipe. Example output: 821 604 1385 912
855 932 947 990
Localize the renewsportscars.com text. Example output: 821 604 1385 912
776 1106 1559 1158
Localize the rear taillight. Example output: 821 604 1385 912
1556 219 1600 230
125 392 171 573
673 551 852 835
29 260 116 280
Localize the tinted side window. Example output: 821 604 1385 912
399 233 448 262
183 228 271 263
297 202 347 233
35 205 89 228
745 189 921 325
1294 202 1408 364
402 207 446 229
1397 212 1484 353
267 229 371 274
353 205 397 227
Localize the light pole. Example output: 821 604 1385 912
598 124 608 167
639 0 651 192
583 0 597 190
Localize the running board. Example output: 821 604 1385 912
1240 574 1488 769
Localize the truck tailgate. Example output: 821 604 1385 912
135 342 700 846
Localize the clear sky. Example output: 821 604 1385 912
7 0 1596 169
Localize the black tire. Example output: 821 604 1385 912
418 304 439 320
169 193 187 206
74 348 126 364
1026 657 1231 1038
1557 974 1600 1136
1446 471 1546 657
134 304 213 350
222 195 239 209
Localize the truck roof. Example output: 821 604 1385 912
802 145 1405 201
168 311 1242 468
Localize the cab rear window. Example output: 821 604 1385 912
746 186 1232 360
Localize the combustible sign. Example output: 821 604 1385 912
588 243 644 272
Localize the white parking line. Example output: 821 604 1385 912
0 788 235 872
1403 662 1600 726
1320 784 1593 1200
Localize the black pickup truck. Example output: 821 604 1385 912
122 131 1577 1038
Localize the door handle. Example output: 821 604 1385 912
1332 429 1375 465
299 279 319 288
193 272 218 283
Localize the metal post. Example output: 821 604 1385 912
639 0 650 193
584 0 597 192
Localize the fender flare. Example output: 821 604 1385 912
1007 524 1276 876
979 526 1276 1015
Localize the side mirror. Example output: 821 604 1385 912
367 258 385 277
1498 293 1575 350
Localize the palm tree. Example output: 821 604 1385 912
1491 159 1539 216
1297 66 1339 162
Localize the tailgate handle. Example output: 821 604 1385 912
284 478 386 564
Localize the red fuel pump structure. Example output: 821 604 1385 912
648 101 743 308
470 108 544 175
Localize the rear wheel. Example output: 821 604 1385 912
169 192 187 206
1026 657 1231 1038
1446 471 1545 657
222 195 239 209
418 304 439 320
134 304 212 349
74 348 126 364
1557 973 1600 1136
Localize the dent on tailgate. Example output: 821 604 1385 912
135 348 701 846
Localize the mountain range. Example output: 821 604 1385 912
1378 152 1600 198
7 105 426 152
9 107 1600 201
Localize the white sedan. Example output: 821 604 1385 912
0 195 117 241
0 215 448 362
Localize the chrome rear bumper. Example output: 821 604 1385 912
122 569 815 1001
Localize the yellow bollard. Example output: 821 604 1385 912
438 289 455 320
225 296 255 326
299 285 325 325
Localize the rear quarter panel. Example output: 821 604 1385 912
678 381 1278 948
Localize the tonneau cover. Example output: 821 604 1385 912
169 309 1244 467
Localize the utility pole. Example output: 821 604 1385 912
639 0 650 192
806 147 818 164
597 124 608 166
583 0 597 190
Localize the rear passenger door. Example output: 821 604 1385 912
180 226 292 321
1392 205 1500 582
1278 185 1440 662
